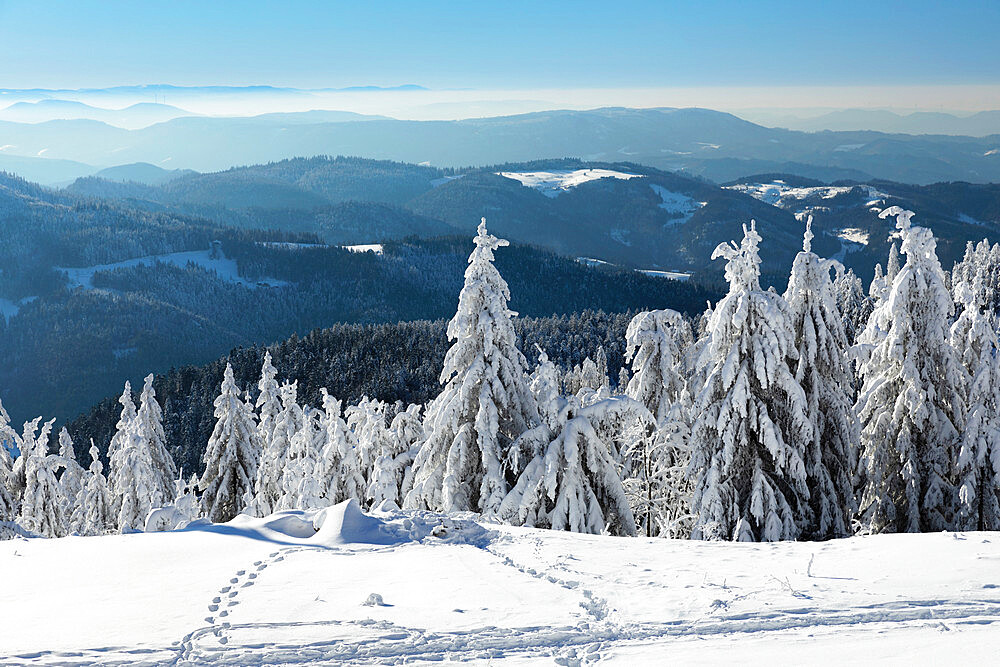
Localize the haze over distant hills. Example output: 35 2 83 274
742 108 1000 137
1 105 999 186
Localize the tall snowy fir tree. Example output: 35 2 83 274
107 382 137 515
784 218 859 539
623 309 694 537
18 418 67 537
200 364 261 523
136 374 178 505
70 443 116 536
113 419 160 532
0 401 19 527
405 220 539 517
253 381 301 515
688 222 811 542
855 208 965 534
315 390 366 505
281 407 324 510
950 265 1000 530
255 351 282 459
368 404 422 508
57 428 85 513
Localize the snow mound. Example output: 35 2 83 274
498 168 641 197
313 499 403 545
178 499 495 549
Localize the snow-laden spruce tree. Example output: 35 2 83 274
529 347 562 431
950 271 1000 530
255 351 282 456
113 419 161 532
106 382 137 518
346 397 391 483
137 374 178 505
19 418 68 537
856 207 965 534
252 380 301 515
69 443 115 536
688 221 811 542
623 309 695 537
500 395 643 536
784 218 859 539
832 267 872 346
368 403 423 508
315 390 366 505
200 364 261 522
405 220 539 517
281 407 325 510
57 428 85 512
0 401 18 523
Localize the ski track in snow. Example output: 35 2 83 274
6 527 1000 666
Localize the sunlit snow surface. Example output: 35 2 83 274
58 249 289 290
498 169 642 197
1 500 997 665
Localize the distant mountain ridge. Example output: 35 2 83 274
1 107 998 186
745 108 1000 137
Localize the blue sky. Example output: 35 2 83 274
0 0 997 90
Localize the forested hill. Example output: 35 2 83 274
67 310 640 474
1 231 715 428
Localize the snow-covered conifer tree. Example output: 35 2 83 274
57 428 85 512
832 267 872 346
70 443 115 536
405 220 539 517
623 309 694 537
529 347 561 431
281 407 325 510
367 404 423 508
113 419 159 532
107 382 137 514
856 208 965 533
950 269 1000 530
136 374 177 505
688 221 811 542
346 397 391 483
255 351 282 454
199 364 261 523
501 395 642 536
315 390 366 505
0 401 18 524
784 218 859 539
19 418 67 537
252 380 300 515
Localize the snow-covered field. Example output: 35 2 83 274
498 169 642 197
2 500 997 665
496 170 705 226
725 180 888 219
58 249 289 290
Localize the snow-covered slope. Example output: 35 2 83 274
1 501 997 665
58 249 289 290
497 169 642 197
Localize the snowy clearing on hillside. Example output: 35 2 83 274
341 243 384 255
58 249 289 290
0 295 35 321
430 174 464 187
726 181 889 219
3 500 995 665
835 228 870 245
498 169 641 197
637 269 691 281
649 184 706 225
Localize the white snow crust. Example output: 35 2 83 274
1 501 996 665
